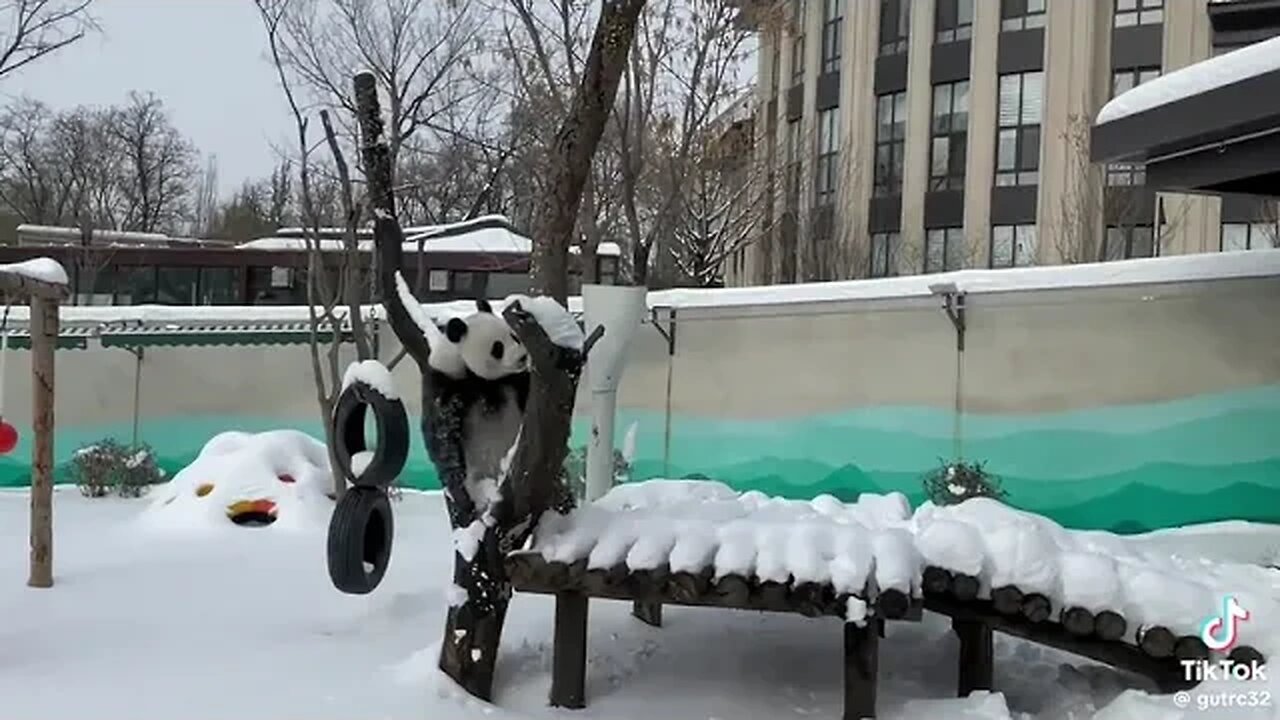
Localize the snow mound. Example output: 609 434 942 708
0 257 69 285
531 480 1280 656
342 359 398 399
138 430 334 533
501 294 585 350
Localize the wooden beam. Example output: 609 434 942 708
953 618 994 697
550 591 589 708
0 272 67 301
843 619 880 719
27 295 56 588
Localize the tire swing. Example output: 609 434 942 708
326 377 410 595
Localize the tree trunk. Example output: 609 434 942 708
28 295 56 588
529 0 648 303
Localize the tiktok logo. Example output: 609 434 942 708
1200 595 1251 651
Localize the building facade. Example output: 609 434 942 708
728 0 1280 286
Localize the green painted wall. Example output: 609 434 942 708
4 384 1278 533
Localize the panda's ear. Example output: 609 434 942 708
445 317 469 343
475 299 493 314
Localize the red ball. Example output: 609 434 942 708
0 421 17 455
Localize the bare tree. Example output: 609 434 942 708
107 91 198 233
351 0 645 698
0 0 98 80
614 0 753 287
189 155 219 237
257 0 375 499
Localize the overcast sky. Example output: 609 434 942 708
3 0 297 200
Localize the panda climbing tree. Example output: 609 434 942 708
346 0 648 702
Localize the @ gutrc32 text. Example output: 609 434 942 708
1173 689 1273 713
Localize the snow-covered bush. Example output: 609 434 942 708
921 459 1006 506
71 439 164 498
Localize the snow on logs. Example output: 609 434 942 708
513 482 1271 671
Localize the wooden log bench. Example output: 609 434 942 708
916 565 1268 697
506 551 923 719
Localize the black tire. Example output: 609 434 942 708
331 378 410 488
326 487 395 595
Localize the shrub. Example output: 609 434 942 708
921 459 1007 507
560 444 631 501
71 439 165 499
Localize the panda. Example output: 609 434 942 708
422 298 530 507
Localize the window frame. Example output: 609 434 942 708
870 231 900 277
1000 0 1046 32
989 224 1038 268
814 107 840 205
821 0 843 74
995 70 1043 187
1103 225 1157 261
1114 0 1163 28
873 90 908 196
929 80 969 191
878 0 910 56
935 0 974 44
791 0 808 83
924 227 966 273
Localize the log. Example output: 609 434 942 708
1020 593 1052 624
583 567 611 595
1138 626 1176 658
1173 636 1210 662
667 570 711 603
877 588 911 620
991 586 1023 615
952 574 980 602
790 581 828 618
1229 645 1266 668
627 564 670 601
632 600 662 627
545 560 572 587
715 574 750 606
1095 610 1127 642
1061 607 1095 637
922 566 952 595
952 618 994 697
757 580 790 608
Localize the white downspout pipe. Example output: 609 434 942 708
581 284 647 502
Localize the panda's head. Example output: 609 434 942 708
439 299 528 380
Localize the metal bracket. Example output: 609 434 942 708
929 284 966 353
650 307 677 355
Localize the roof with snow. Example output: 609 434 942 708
241 215 622 258
1092 36 1280 198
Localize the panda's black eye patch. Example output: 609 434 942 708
491 341 504 360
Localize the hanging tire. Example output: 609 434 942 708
331 378 410 489
327 486 395 595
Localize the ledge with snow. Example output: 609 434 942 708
1092 35 1280 198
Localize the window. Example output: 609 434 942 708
1106 67 1161 185
996 71 1043 186
930 80 969 190
786 119 803 209
198 267 241 305
1221 222 1279 252
1115 0 1162 27
870 231 900 277
1104 225 1156 260
815 107 840 205
1001 0 1046 31
119 266 157 304
791 0 807 83
925 227 966 273
879 0 909 56
874 91 907 196
990 224 1038 268
453 271 476 294
427 269 449 291
935 0 974 43
821 0 842 73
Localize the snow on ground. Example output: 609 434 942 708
1 448 1278 719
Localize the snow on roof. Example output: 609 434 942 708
0 258 69 285
238 230 622 257
1096 35 1280 125
646 249 1280 311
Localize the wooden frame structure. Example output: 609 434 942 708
0 266 68 588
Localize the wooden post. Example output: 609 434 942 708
550 591 589 708
632 600 662 627
843 619 880 720
28 295 56 588
953 618 994 696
